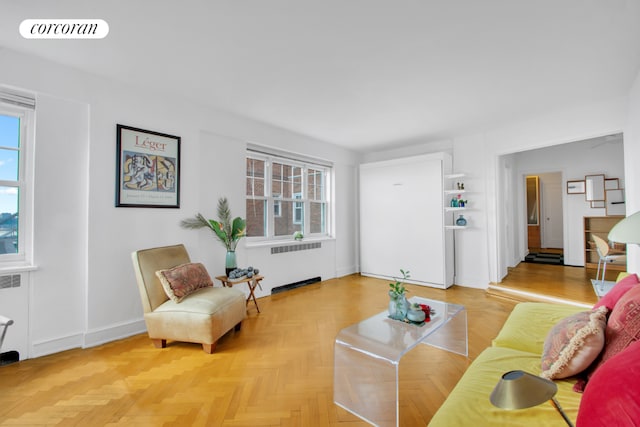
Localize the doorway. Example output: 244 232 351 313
524 172 564 264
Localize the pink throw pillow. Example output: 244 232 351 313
599 284 640 365
540 307 607 380
576 340 640 426
576 284 640 392
594 273 640 311
156 262 213 303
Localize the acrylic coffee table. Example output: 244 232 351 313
334 296 467 427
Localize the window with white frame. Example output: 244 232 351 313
0 90 35 264
246 149 331 240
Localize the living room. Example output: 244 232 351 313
1 2 640 425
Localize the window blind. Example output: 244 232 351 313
0 89 36 110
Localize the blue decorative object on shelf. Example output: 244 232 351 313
456 215 467 226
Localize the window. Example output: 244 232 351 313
0 90 35 265
292 192 302 225
246 149 331 240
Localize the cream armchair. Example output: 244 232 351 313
131 244 246 353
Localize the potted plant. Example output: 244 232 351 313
181 197 246 275
388 269 410 320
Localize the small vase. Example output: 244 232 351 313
225 250 237 277
456 215 467 226
389 291 408 320
388 291 398 318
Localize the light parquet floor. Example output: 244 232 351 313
0 268 583 426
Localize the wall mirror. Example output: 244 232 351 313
585 174 605 202
526 176 539 225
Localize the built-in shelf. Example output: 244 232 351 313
444 173 468 230
445 225 467 230
583 216 625 270
444 173 465 179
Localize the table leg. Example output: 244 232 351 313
334 341 398 426
247 279 262 313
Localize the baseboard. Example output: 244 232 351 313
335 265 358 278
84 319 147 348
453 275 487 289
30 319 147 359
31 332 84 358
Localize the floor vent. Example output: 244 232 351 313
271 241 321 255
0 274 20 289
271 276 322 295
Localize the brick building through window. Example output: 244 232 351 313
246 150 331 240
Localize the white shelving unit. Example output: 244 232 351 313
444 174 468 230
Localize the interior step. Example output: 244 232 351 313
486 285 591 308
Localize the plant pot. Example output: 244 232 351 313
225 250 237 277
389 291 408 320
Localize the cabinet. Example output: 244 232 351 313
583 216 626 270
359 153 454 289
444 173 468 230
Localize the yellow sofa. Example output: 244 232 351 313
429 302 584 426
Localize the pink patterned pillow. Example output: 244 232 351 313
598 284 640 366
156 263 213 303
541 306 608 380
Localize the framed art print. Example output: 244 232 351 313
116 124 181 208
567 180 585 194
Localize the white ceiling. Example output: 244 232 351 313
1 0 640 152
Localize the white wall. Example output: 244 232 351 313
366 96 630 288
2 43 639 359
484 97 628 283
0 47 361 358
625 71 640 274
512 138 625 266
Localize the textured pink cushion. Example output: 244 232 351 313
576 284 640 392
156 262 213 303
594 273 640 311
576 340 640 426
541 307 607 380
598 284 640 366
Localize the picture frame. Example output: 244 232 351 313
116 124 181 208
567 180 585 194
606 189 625 216
605 178 619 190
585 174 606 201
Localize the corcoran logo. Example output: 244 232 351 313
19 19 109 39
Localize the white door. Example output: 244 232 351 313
541 174 564 249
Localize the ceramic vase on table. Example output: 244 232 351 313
225 250 237 276
388 291 409 320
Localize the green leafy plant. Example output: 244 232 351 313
389 269 410 296
180 197 246 251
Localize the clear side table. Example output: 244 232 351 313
334 296 467 427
